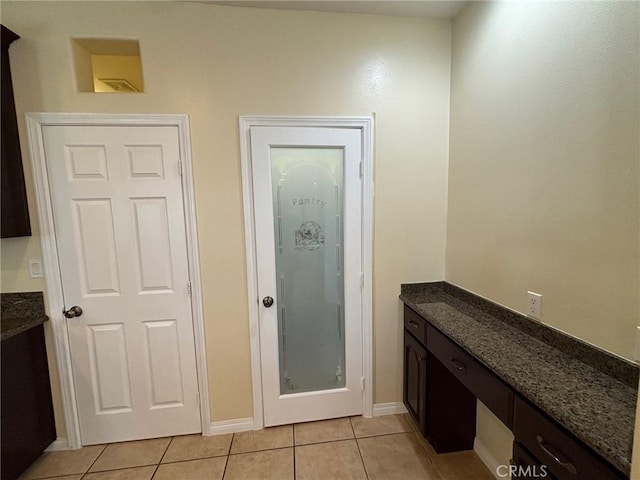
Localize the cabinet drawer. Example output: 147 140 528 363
426 325 513 428
404 305 427 346
514 396 626 480
511 442 558 480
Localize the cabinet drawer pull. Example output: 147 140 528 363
408 320 420 329
536 435 577 475
449 356 466 372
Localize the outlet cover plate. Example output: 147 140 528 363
527 291 542 319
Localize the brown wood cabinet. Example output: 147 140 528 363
1 24 31 238
402 305 476 452
403 328 427 435
1 323 56 480
402 303 628 479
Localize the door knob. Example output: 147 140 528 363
63 306 83 318
262 296 274 308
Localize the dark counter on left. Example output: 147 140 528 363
1 291 55 480
1 291 48 340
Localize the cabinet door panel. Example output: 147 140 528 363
403 330 426 434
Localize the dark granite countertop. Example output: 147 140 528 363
1 292 48 341
400 282 638 476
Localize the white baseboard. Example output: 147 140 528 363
209 417 256 435
474 437 503 480
372 402 408 416
207 404 407 435
45 437 71 451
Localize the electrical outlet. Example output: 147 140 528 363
527 291 542 319
29 259 43 278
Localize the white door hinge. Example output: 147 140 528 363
361 377 365 392
178 161 183 176
360 273 364 288
187 282 192 296
359 161 363 179
196 391 201 406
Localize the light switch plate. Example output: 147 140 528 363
29 259 43 278
635 326 640 364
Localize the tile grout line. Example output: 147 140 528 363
228 444 294 456
220 433 234 480
158 436 173 464
403 414 465 480
292 425 296 480
81 462 160 475
150 436 173 479
349 417 370 480
403 414 452 477
295 437 357 448
356 430 414 440
411 430 444 479
82 443 109 477
226 433 234 457
292 448 296 479
34 472 94 480
219 455 230 480
147 453 229 467
150 464 160 480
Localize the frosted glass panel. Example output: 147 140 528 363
271 147 345 394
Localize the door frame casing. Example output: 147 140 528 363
239 115 374 428
26 113 211 448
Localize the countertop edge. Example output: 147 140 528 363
1 315 49 341
1 291 49 341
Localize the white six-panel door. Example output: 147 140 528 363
43 125 200 444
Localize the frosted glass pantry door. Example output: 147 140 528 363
272 148 345 394
250 126 363 426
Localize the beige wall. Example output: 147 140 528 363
1 238 45 293
476 400 513 472
448 1 639 472
1 1 451 431
448 1 639 360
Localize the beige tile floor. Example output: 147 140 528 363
19 414 494 480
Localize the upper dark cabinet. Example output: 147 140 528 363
1 24 31 238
